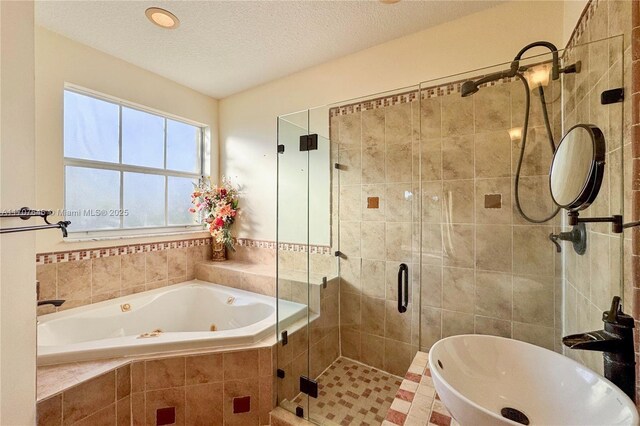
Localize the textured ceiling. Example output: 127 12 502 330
36 1 503 99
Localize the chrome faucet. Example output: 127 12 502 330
562 296 635 401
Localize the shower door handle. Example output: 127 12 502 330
397 263 408 313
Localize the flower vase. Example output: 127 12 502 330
212 242 227 261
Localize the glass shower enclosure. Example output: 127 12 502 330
275 35 624 424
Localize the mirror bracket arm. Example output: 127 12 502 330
568 212 623 233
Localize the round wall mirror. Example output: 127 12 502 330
549 124 605 211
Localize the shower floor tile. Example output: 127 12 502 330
292 357 403 426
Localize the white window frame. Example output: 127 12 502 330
63 84 210 239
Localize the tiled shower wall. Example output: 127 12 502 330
331 77 563 375
561 0 630 375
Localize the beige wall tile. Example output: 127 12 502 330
339 221 361 258
339 112 361 149
385 183 413 222
361 259 385 298
362 108 385 146
475 271 512 320
442 135 474 180
37 263 57 300
420 139 442 181
421 181 443 224
421 97 442 140
92 256 121 295
186 353 223 385
475 130 511 178
361 333 385 370
385 102 412 145
185 382 223 425
384 300 412 343
442 267 474 314
420 306 442 351
474 315 511 338
383 339 412 376
361 221 386 260
339 148 362 185
513 322 555 351
167 248 187 279
513 275 554 327
339 185 362 221
121 253 145 288
513 226 554 276
476 225 512 272
442 224 474 268
442 94 473 137
340 256 361 294
62 372 115 425
385 222 413 262
37 394 61 426
474 84 511 132
442 180 474 224
224 350 259 381
441 310 473 337
145 357 185 390
116 364 131 400
362 146 385 184
361 296 385 336
145 251 167 283
420 264 442 309
57 260 91 300
385 142 413 183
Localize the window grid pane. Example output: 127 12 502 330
63 89 203 232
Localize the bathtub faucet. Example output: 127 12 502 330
36 280 65 307
37 299 65 307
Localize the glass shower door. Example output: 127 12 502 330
276 110 311 418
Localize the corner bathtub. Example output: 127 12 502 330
37 280 307 365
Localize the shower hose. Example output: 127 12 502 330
513 72 560 223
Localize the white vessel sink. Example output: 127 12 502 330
429 335 639 426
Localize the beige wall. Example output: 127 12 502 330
219 1 566 242
35 26 218 253
0 1 37 423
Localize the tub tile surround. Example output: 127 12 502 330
36 236 334 315
37 347 277 426
36 238 213 315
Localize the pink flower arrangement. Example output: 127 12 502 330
190 177 239 250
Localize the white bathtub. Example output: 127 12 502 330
37 280 307 365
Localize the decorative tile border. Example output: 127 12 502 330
565 0 596 51
384 351 457 426
36 237 331 265
329 73 530 118
36 237 212 265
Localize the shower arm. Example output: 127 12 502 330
513 41 560 81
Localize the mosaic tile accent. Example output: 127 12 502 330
289 357 402 425
384 352 459 426
564 0 595 50
35 237 212 265
328 62 569 117
36 236 331 265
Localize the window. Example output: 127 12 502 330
63 88 205 234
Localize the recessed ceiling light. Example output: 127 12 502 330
145 7 180 29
